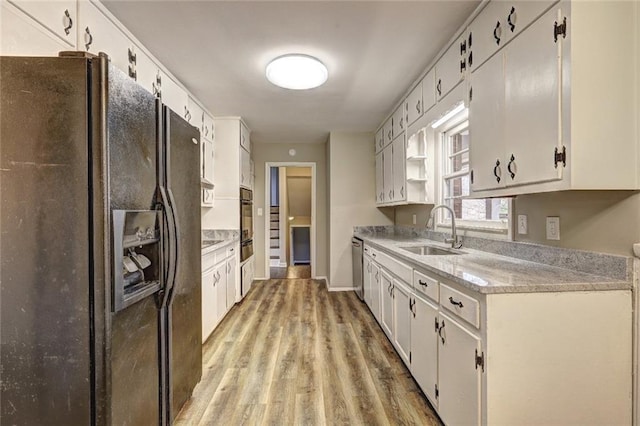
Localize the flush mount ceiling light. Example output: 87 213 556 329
266 54 328 90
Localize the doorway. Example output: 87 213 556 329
265 163 315 279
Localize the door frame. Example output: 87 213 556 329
264 162 316 279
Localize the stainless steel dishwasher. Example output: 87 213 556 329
352 237 364 300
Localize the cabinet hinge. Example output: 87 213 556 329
435 384 439 399
554 17 567 43
409 351 412 364
475 349 485 372
554 146 566 168
470 169 474 184
460 59 466 73
434 317 439 332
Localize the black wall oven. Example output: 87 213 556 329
240 188 253 262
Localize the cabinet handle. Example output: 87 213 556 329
379 191 383 201
493 21 501 45
434 317 440 332
367 263 371 273
507 154 516 179
416 100 421 113
438 320 446 344
153 72 162 98
418 279 428 287
387 130 392 140
468 31 473 48
63 9 73 35
399 117 404 129
84 27 93 51
389 190 393 200
128 65 137 81
493 159 501 183
468 51 473 67
409 298 416 317
436 79 442 96
375 271 379 280
507 6 516 32
227 263 231 273
400 186 404 198
449 296 464 308
184 107 191 121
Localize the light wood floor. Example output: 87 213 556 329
175 278 441 425
270 265 311 279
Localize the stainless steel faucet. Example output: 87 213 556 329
426 204 463 249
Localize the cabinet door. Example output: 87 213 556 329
161 70 189 118
405 81 423 127
383 144 393 203
240 147 251 189
77 1 132 75
411 295 439 407
201 269 216 343
363 255 373 310
134 48 161 97
383 118 393 147
469 53 506 192
187 97 204 135
215 264 227 323
226 254 237 308
1 2 72 56
240 122 251 152
203 140 215 185
422 68 437 114
392 135 406 202
8 0 76 47
380 270 394 339
375 128 385 153
203 112 214 142
392 279 411 366
371 263 381 323
435 33 466 101
392 104 405 138
438 312 482 426
504 6 562 187
375 152 384 204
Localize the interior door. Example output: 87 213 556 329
164 106 202 422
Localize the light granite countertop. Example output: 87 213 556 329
355 232 632 294
202 229 240 256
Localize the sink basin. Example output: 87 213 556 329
399 245 462 256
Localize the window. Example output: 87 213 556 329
438 114 510 233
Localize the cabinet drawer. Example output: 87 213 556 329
440 283 480 328
226 245 237 259
413 269 439 302
375 250 412 284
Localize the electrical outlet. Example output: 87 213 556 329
412 214 417 225
517 215 528 235
546 216 560 240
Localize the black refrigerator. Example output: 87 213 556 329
0 53 202 425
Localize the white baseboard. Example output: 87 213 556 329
254 276 267 281
328 286 356 292
269 259 280 267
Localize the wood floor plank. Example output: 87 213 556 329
175 278 440 426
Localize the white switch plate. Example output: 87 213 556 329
412 214 417 225
257 207 263 217
546 216 560 240
517 214 528 235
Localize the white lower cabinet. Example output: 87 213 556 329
370 262 381 323
380 270 394 339
201 244 239 343
438 311 482 426
392 278 411 366
410 294 439 407
365 246 632 425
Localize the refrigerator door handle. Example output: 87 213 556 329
158 185 177 308
166 187 180 304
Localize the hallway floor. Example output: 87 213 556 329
269 265 311 279
175 278 441 425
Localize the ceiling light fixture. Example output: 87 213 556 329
431 102 466 129
266 54 328 90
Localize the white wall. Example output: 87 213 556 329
328 132 394 289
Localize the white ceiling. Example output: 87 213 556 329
103 0 480 144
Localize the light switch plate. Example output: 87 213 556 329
546 216 560 240
517 215 528 235
257 207 263 217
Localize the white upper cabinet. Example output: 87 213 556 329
392 103 405 138
8 0 77 48
422 68 437 115
392 135 406 202
435 33 467 101
469 1 638 197
375 152 384 204
383 117 393 147
240 122 251 153
405 81 423 127
382 144 394 203
160 70 189 118
469 1 556 72
1 2 71 56
375 128 385 154
77 1 132 74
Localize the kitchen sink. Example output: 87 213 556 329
399 245 463 256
